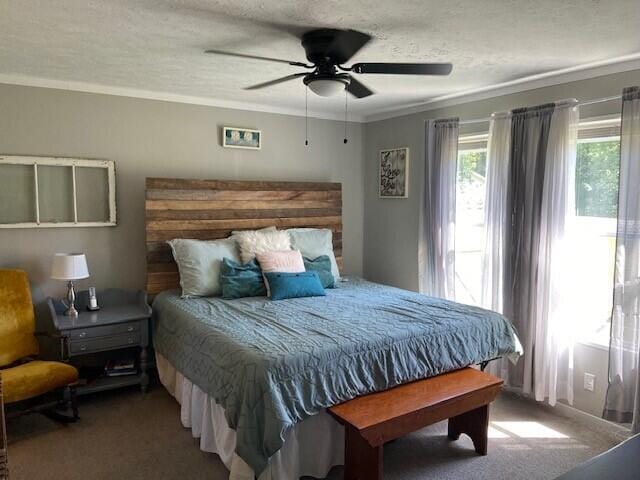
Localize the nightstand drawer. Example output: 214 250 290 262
68 322 140 340
69 333 141 354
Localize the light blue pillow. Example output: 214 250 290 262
168 238 239 298
287 228 340 281
263 271 326 301
303 255 335 288
220 258 267 299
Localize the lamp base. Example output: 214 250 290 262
63 280 79 317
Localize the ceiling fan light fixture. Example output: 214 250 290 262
304 75 350 97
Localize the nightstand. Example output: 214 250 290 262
47 289 152 395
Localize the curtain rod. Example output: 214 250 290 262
458 94 622 126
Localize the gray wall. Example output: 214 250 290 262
363 68 640 419
0 83 364 308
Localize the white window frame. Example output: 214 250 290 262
0 155 116 228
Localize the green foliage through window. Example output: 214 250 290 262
575 140 620 218
457 150 487 183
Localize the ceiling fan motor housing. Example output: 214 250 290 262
301 28 346 65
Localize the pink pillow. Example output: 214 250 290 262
255 250 305 297
256 250 305 273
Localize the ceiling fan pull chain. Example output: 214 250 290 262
305 86 309 146
343 90 348 144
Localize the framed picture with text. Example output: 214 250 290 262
379 147 409 198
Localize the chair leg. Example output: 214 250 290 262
41 386 79 424
69 385 79 420
42 409 78 424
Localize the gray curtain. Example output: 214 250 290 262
493 101 578 403
503 104 555 392
604 86 640 432
419 118 459 299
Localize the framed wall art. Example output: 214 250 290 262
223 127 261 150
379 147 409 198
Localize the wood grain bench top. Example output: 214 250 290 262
329 367 503 448
330 368 503 480
330 367 502 430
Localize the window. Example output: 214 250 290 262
454 117 620 347
455 134 488 305
571 117 620 346
0 156 116 228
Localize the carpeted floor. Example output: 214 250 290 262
6 386 622 480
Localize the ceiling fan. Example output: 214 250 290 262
205 28 452 99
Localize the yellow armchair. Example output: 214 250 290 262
0 269 79 421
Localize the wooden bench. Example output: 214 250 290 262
329 368 503 480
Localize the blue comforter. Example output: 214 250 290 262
153 277 520 474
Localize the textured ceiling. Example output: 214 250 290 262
1 0 639 118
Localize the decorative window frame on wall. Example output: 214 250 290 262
0 155 116 228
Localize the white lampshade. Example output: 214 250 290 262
51 253 90 281
307 79 346 97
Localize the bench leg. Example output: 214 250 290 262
344 425 383 480
448 404 490 455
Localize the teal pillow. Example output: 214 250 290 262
220 258 267 299
263 271 326 301
303 255 335 288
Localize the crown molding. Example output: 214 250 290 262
2 52 639 125
363 53 640 123
0 74 366 123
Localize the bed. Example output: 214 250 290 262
145 178 521 480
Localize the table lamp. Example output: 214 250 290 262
51 253 90 317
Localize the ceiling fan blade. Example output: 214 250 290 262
245 73 307 90
346 76 374 98
326 30 372 64
351 63 453 75
205 49 310 68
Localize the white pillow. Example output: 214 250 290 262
168 238 240 298
233 229 291 264
286 228 340 280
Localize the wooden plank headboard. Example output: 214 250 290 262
145 178 343 295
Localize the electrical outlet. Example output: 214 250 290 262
584 373 596 392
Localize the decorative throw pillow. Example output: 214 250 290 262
220 258 267 299
263 271 326 301
255 250 305 274
255 250 306 297
168 238 240 298
303 255 335 289
234 229 291 264
287 228 340 281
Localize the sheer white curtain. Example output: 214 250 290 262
420 118 459 299
482 101 578 403
481 113 512 381
533 100 579 405
604 86 640 431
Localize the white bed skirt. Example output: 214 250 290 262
156 353 344 480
